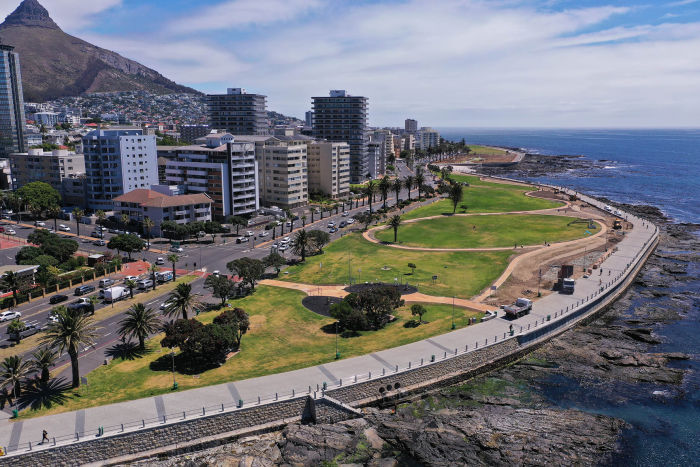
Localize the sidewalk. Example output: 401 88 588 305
0 187 657 456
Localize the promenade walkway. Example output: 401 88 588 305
0 186 658 457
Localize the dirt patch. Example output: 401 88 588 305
344 282 418 295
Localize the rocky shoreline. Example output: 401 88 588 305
131 161 698 466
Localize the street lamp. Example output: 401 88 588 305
170 350 178 390
335 321 340 359
451 296 456 330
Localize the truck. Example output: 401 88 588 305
155 271 173 283
561 278 575 294
557 264 574 293
103 286 129 303
503 298 533 319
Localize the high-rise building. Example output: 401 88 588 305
312 90 369 184
165 133 258 219
0 43 27 157
416 127 441 150
305 111 314 128
207 88 269 136
405 118 418 133
307 142 350 198
82 128 159 210
179 124 211 143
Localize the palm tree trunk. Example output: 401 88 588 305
69 350 80 388
394 228 398 242
139 336 145 350
172 264 176 280
41 367 50 383
182 307 188 320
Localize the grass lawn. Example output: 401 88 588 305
0 275 197 360
467 145 509 156
376 214 594 249
281 233 511 299
19 287 483 418
403 175 561 219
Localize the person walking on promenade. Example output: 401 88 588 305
41 430 49 444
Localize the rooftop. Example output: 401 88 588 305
113 189 211 209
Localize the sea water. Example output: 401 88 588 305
438 128 700 466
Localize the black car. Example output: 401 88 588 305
74 285 96 296
49 294 68 304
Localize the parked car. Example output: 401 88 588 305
259 231 269 237
281 237 291 244
212 270 220 276
327 222 336 228
93 239 106 246
339 221 347 228
278 244 288 252
74 285 95 296
6 228 16 235
49 294 68 305
329 227 338 233
0 311 21 322
123 275 138 283
74 297 92 305
99 278 116 288
59 224 71 231
347 218 355 224
137 279 154 290
155 257 165 265
170 246 184 252
341 211 349 217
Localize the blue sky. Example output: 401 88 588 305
5 0 700 127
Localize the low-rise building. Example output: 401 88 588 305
113 189 212 235
307 141 350 198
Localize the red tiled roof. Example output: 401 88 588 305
141 193 211 208
113 189 166 204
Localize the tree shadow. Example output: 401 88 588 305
319 323 360 338
149 352 219 376
403 320 420 328
105 342 151 361
18 378 73 411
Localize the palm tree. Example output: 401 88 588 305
228 216 247 236
149 264 159 291
164 283 201 320
41 307 97 388
0 355 31 406
95 210 106 231
292 229 309 262
30 347 57 383
118 303 160 351
301 215 307 227
47 205 61 232
404 175 415 201
72 208 84 237
0 271 21 302
449 183 464 214
120 213 130 232
392 178 403 204
364 180 377 213
168 254 179 279
143 217 154 248
8 193 23 223
378 176 391 208
414 170 425 199
389 215 402 242
124 279 137 299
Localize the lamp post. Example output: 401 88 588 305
451 296 456 330
170 350 178 389
335 321 340 359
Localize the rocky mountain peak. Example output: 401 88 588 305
2 0 59 30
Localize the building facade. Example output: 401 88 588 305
0 43 27 158
165 133 258 219
207 88 269 136
179 124 211 143
405 118 418 133
305 111 314 128
82 128 159 210
113 189 212 235
32 112 59 127
312 90 369 184
307 141 350 198
416 127 441 150
9 148 85 190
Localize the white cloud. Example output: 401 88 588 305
168 0 323 33
0 0 122 30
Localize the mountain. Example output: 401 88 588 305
0 0 199 102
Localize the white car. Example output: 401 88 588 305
35 221 46 227
170 246 184 252
278 244 288 252
245 230 254 237
341 211 349 217
155 257 165 265
347 218 355 224
5 228 16 235
123 275 139 283
212 270 220 276
0 311 21 322
59 224 71 231
259 231 269 237
281 237 290 244
160 300 173 310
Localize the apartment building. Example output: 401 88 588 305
238 133 310 209
165 133 258 219
179 124 211 143
0 43 27 157
312 90 369 184
9 148 85 190
307 141 350 198
405 118 418 133
207 88 269 136
113 189 212 235
416 127 441 150
82 128 159 210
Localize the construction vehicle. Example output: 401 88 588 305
613 219 622 230
556 264 575 294
503 298 533 319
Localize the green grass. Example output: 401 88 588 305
376 214 593 249
19 287 483 418
281 233 512 299
403 176 561 220
467 145 509 156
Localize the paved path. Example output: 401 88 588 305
0 184 657 457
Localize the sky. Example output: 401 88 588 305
4 0 700 127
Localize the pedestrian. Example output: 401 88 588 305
41 429 49 444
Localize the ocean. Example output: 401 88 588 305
438 129 700 466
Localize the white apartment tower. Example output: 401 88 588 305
307 142 350 198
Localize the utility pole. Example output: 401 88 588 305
451 296 456 330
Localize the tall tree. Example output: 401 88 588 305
107 234 145 261
227 216 247 236
118 303 161 350
0 271 22 301
292 229 310 262
16 182 61 215
227 257 265 291
364 180 377 212
204 274 237 306
41 306 97 388
30 347 57 383
404 175 415 201
392 178 403 203
124 279 137 299
47 205 61 232
262 252 286 274
72 208 84 237
308 229 331 254
414 169 425 199
449 183 464 214
95 210 106 230
168 254 179 279
143 217 154 247
120 213 130 232
0 355 31 402
389 215 402 243
378 176 391 208
164 283 201 320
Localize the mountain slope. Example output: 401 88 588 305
0 0 199 102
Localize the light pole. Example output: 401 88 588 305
335 321 340 359
170 350 177 389
451 296 456 330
